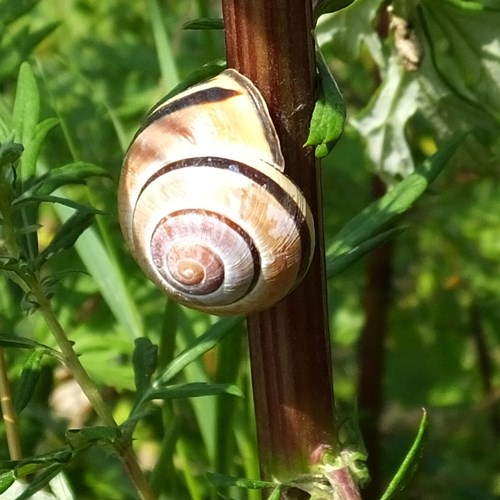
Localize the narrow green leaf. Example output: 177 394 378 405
327 226 406 277
147 382 243 401
156 317 242 385
442 0 499 11
0 335 52 351
206 472 278 490
305 49 346 158
380 409 429 500
25 162 110 197
14 349 44 414
12 194 102 214
19 117 59 179
183 18 224 30
35 211 95 267
327 136 462 260
13 449 72 478
132 337 158 397
148 0 179 89
12 63 38 145
65 426 120 450
14 462 66 500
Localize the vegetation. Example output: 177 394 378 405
0 0 499 498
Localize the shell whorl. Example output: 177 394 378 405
119 69 315 315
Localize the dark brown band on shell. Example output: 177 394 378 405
137 156 312 280
135 87 240 139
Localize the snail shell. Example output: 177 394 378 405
119 69 315 315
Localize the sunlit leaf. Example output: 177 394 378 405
351 56 420 179
306 48 346 158
326 136 461 263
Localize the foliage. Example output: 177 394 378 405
0 0 499 499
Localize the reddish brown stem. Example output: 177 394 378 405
222 0 337 493
357 177 394 499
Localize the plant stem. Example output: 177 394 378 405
26 277 156 500
0 348 23 459
222 0 341 495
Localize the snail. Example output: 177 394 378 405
118 69 315 315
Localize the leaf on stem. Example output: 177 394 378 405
326 136 462 274
380 409 429 500
0 142 23 169
156 317 242 385
305 48 346 158
132 337 158 397
21 162 110 198
14 349 44 414
183 18 223 30
65 426 121 451
35 210 96 268
146 382 243 401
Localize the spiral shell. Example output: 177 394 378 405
119 69 315 315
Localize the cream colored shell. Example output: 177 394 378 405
119 69 315 315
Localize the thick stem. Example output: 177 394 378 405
222 0 336 490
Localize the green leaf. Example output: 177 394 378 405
14 462 66 500
24 162 110 197
326 136 461 263
19 117 59 178
14 349 44 414
132 337 158 397
305 48 346 158
12 194 103 214
206 472 279 490
0 142 23 169
0 0 40 24
147 382 243 401
35 210 96 268
313 0 356 23
0 335 54 352
351 56 420 179
0 470 16 493
11 63 39 178
315 0 385 64
183 18 224 30
380 409 429 500
65 426 121 450
327 226 406 277
156 317 242 385
11 449 72 478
